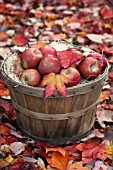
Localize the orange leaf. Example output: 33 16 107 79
0 136 6 145
56 75 66 97
30 41 46 49
12 34 28 46
100 89 111 102
67 161 90 170
0 125 10 136
93 145 108 161
0 88 9 96
46 151 69 170
0 32 8 41
46 146 66 156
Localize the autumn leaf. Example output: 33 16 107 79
100 89 111 102
5 154 14 163
0 125 10 136
40 73 56 98
0 32 8 41
0 136 6 145
12 33 28 46
46 146 66 156
40 73 67 98
30 41 46 49
56 74 66 97
76 142 108 164
46 151 69 170
67 161 90 170
100 5 113 19
57 50 72 68
9 142 26 155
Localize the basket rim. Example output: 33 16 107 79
1 58 109 89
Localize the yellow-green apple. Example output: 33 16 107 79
38 56 61 75
87 53 107 71
21 47 43 69
77 57 101 80
20 69 41 86
60 67 81 87
39 45 57 57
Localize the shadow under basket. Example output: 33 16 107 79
1 58 109 145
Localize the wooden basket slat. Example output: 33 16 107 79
1 58 109 145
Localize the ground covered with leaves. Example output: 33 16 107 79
0 0 113 169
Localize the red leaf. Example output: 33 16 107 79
100 5 113 19
57 50 72 68
40 73 56 98
0 125 10 136
0 136 6 145
12 34 28 46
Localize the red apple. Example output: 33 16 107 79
77 57 101 80
21 47 43 69
67 48 84 66
60 67 81 87
87 53 107 71
20 69 41 86
39 45 57 57
38 56 61 75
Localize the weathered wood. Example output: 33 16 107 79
1 59 109 145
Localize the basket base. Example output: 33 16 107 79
17 121 93 145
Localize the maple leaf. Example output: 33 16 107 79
12 34 28 46
40 73 56 98
40 73 67 98
46 151 69 170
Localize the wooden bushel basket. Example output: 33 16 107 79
1 53 109 145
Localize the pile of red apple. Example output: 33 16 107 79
12 44 107 97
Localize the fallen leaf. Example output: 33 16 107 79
100 5 113 19
46 151 69 170
9 142 25 155
12 34 28 46
67 161 90 170
46 146 66 156
5 154 14 163
100 89 111 102
0 124 10 136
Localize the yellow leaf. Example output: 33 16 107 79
3 146 10 153
5 154 14 163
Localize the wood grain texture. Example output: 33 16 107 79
1 63 109 144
